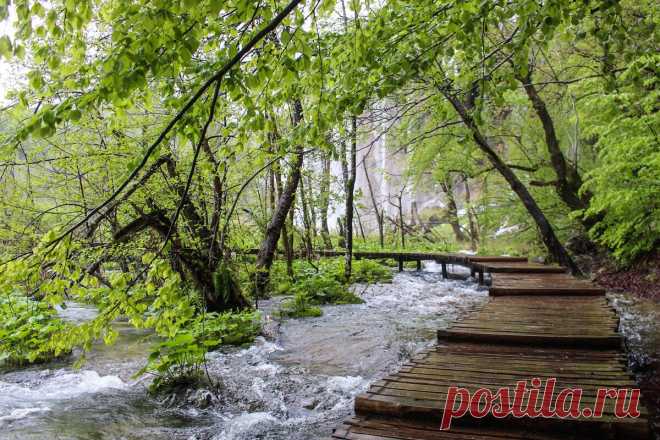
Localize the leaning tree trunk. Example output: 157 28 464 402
113 209 249 312
344 116 357 281
354 206 366 241
255 101 304 296
518 72 588 212
270 125 295 278
363 153 384 248
442 91 581 275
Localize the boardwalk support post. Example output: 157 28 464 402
398 257 404 272
416 260 422 271
441 262 448 279
478 269 484 285
470 267 476 278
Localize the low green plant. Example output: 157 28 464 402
270 257 398 319
276 260 366 318
196 310 261 348
138 310 261 393
293 271 362 304
140 331 206 393
0 294 70 366
212 265 244 307
350 259 393 283
278 292 323 318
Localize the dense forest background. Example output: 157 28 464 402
0 0 657 383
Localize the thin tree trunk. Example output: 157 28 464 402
354 206 366 241
344 116 357 281
287 196 295 258
272 158 294 278
268 119 295 279
255 101 304 295
398 198 405 249
269 166 276 215
410 200 419 226
337 216 345 248
442 90 580 275
363 153 384 248
319 153 333 249
440 176 468 242
462 173 479 251
305 172 318 239
299 176 314 259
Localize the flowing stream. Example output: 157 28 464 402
1 264 658 439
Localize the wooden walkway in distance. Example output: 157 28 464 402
245 248 533 276
331 256 651 440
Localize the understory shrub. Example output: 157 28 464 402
580 54 659 264
0 294 70 366
278 292 323 318
351 259 393 283
138 310 261 393
277 257 396 318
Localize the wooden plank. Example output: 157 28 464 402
473 262 567 274
489 273 605 297
431 342 623 359
437 328 622 349
333 416 572 440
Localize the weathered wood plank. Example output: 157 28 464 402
490 273 605 296
437 328 622 348
473 262 567 274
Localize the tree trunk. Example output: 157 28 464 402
442 90 581 275
410 200 420 226
462 173 479 251
202 138 227 263
337 216 346 248
363 152 384 248
287 196 295 259
113 210 249 312
354 205 366 241
299 176 314 259
440 175 468 243
344 116 357 281
319 153 333 249
398 198 405 249
518 73 588 212
269 125 294 279
255 100 304 295
305 172 318 239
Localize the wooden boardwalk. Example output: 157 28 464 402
331 256 651 439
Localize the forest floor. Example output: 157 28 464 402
595 250 660 301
